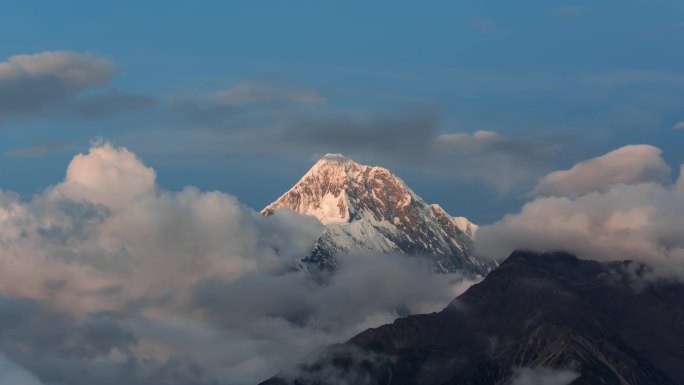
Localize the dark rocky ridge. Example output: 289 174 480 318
260 251 684 385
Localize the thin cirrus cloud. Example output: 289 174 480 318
468 17 499 35
206 80 325 105
551 6 586 17
674 121 684 130
73 88 157 119
281 112 558 191
158 105 558 191
476 144 684 281
167 80 325 129
0 141 473 385
432 130 558 190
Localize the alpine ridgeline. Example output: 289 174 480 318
261 251 684 385
262 154 492 276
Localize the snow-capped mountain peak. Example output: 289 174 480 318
263 153 413 226
262 154 492 275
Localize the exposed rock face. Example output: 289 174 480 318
262 154 491 275
260 251 684 385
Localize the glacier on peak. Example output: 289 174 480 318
262 154 492 275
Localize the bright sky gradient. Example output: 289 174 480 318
1 0 683 222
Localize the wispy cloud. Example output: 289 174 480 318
207 81 325 104
586 69 684 88
551 6 586 17
468 17 499 35
674 121 684 130
512 366 580 385
279 111 559 190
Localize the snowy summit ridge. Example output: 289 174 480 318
262 154 491 275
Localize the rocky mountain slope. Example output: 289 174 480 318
262 154 491 275
260 251 684 385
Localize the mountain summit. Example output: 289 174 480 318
262 154 491 275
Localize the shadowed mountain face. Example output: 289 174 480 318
260 251 684 385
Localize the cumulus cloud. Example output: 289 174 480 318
677 165 684 194
0 142 471 384
511 366 580 385
532 145 671 198
477 145 684 280
50 141 157 209
0 51 114 120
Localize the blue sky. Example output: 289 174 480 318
0 0 683 222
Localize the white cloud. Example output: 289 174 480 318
512 366 580 385
532 144 670 198
49 141 156 209
0 142 471 385
676 164 684 194
674 121 684 130
0 51 113 89
477 145 684 281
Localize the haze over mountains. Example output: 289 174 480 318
262 154 492 276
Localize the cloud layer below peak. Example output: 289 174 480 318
477 144 684 281
0 142 472 385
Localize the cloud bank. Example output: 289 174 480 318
278 112 558 190
0 142 470 384
477 144 684 280
532 144 670 198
